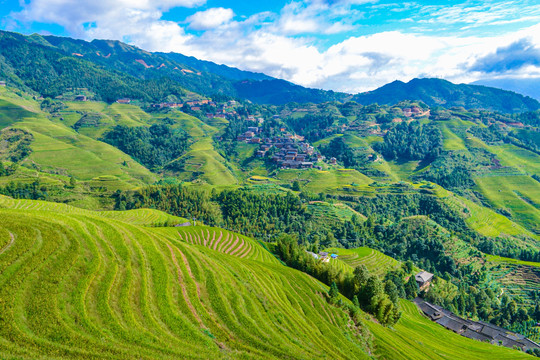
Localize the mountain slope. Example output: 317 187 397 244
0 196 533 359
472 77 540 101
0 86 156 185
0 196 371 359
159 52 272 82
353 78 540 113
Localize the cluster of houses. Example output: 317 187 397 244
263 135 320 169
306 251 338 263
402 106 424 117
415 298 540 352
234 127 341 169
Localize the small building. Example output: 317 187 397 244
116 98 131 104
75 95 87 101
174 222 191 227
330 254 338 259
247 126 259 133
0 80 6 87
415 271 434 288
330 157 337 165
436 315 468 334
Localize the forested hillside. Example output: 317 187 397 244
1 29 540 359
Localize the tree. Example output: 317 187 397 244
292 180 301 192
384 280 399 305
405 276 419 299
69 176 76 188
328 281 339 303
403 260 414 274
352 295 360 309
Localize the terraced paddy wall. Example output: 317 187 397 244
0 203 371 359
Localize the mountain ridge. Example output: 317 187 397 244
1 30 539 112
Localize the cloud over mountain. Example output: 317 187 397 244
470 38 540 73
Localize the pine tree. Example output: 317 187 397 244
352 295 360 309
328 281 339 302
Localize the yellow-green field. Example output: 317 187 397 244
0 196 532 359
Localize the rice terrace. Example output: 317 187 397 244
1 1 540 359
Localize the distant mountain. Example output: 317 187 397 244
352 78 540 113
471 77 540 101
158 52 272 82
2 30 539 111
234 79 349 105
0 30 345 105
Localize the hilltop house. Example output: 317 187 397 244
415 271 434 289
75 95 87 101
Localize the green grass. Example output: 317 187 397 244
0 197 372 359
0 196 532 359
324 247 401 277
474 175 540 234
367 300 532 360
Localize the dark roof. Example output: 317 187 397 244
436 315 467 333
517 338 540 351
174 222 192 227
415 299 443 320
462 329 492 342
415 271 434 284
479 324 508 338
493 334 525 349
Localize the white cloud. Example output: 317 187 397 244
187 7 234 30
8 0 540 94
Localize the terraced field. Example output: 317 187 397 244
0 195 188 227
474 175 540 235
367 300 532 360
0 199 372 359
0 90 156 186
155 226 278 263
324 247 400 276
0 198 532 359
306 201 365 222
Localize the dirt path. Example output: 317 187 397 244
0 233 14 255
167 244 203 325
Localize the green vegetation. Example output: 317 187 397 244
101 124 191 171
0 198 375 359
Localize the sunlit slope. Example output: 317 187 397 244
0 195 187 227
325 246 400 276
368 300 533 360
0 202 371 359
0 89 155 185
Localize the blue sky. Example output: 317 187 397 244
2 0 540 92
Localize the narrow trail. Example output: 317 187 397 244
167 244 203 326
0 232 15 255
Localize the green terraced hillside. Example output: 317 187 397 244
325 246 401 276
0 198 372 359
0 197 535 359
367 300 533 360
